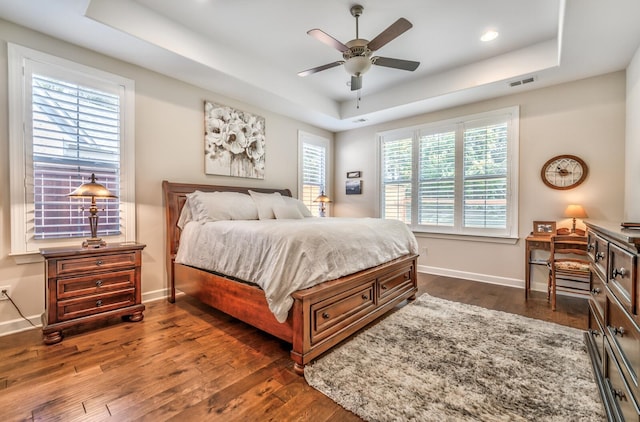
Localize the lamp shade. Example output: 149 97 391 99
68 173 117 199
563 204 587 219
314 192 331 203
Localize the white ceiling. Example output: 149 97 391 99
1 0 640 132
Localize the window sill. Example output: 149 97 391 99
412 231 519 245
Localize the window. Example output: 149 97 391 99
8 44 136 256
298 131 330 217
380 107 519 238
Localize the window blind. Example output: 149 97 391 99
381 137 412 224
32 74 121 239
418 131 455 226
301 142 326 216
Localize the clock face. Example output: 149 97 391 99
541 155 588 190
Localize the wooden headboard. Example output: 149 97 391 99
162 181 292 299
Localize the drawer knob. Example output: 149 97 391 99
612 267 627 278
611 326 625 337
322 312 330 319
95 280 103 287
96 299 103 307
595 252 605 261
95 260 104 266
361 294 368 300
590 287 601 295
381 285 387 290
613 389 626 401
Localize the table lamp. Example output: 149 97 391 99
313 190 331 217
564 204 588 234
68 173 117 248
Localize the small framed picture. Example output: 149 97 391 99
532 221 556 236
346 171 361 178
346 180 362 195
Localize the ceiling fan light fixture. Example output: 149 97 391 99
481 30 499 42
344 56 372 76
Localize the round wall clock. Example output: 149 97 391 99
541 154 588 190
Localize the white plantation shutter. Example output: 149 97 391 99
381 136 412 223
8 44 136 255
380 107 518 238
298 131 330 217
32 75 121 239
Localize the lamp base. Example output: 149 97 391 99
82 238 106 248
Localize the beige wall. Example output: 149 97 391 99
625 44 640 220
0 20 333 334
335 72 626 289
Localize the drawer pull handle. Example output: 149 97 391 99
611 326 625 337
595 252 605 261
613 389 626 401
612 267 626 278
590 288 601 295
588 329 600 337
587 243 595 252
95 280 103 287
96 300 103 307
361 294 368 300
95 260 104 266
381 285 387 290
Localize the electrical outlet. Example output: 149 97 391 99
0 286 10 301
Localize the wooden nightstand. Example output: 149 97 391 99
40 242 146 344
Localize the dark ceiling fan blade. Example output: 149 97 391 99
367 18 413 51
373 56 420 71
307 29 350 52
297 61 344 77
351 75 362 91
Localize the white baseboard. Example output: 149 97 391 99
418 264 523 289
0 315 42 337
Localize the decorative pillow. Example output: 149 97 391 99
283 196 313 217
249 190 286 219
188 190 259 222
273 203 304 219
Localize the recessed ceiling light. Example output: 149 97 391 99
481 30 499 42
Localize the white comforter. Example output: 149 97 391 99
175 217 418 322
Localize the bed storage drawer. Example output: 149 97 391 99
310 281 376 344
378 265 414 303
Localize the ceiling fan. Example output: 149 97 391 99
298 4 420 91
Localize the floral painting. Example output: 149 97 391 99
204 101 265 179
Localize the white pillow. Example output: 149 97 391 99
283 196 313 217
188 191 259 221
249 190 286 220
177 196 195 229
273 203 304 219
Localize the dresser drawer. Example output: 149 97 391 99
591 270 606 321
609 243 637 315
378 265 413 302
57 270 136 300
607 295 640 396
57 289 136 321
56 252 138 276
605 340 640 421
588 231 608 278
588 301 605 367
311 281 376 345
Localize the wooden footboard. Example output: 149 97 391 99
163 180 418 374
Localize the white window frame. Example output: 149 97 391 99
379 106 519 239
298 131 331 217
8 43 136 259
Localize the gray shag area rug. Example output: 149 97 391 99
304 294 603 422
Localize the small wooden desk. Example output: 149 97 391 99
524 234 587 299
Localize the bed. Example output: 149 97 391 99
163 180 418 374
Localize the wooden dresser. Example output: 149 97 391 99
40 242 146 344
584 221 640 421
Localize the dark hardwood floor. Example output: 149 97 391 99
0 274 588 421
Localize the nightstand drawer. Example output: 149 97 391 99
57 269 136 300
57 289 135 321
56 252 138 276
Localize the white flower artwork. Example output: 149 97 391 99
204 101 265 179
